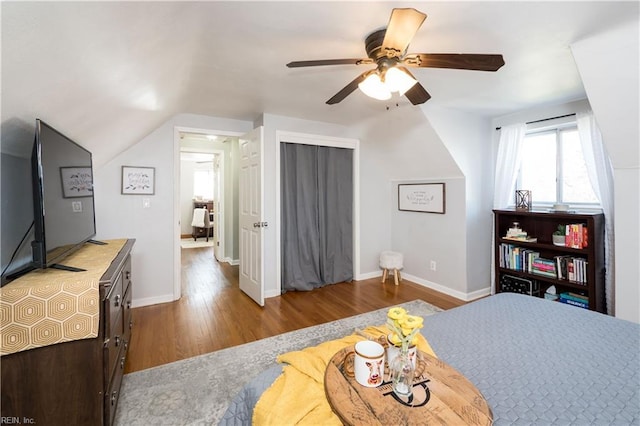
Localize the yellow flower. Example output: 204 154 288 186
388 333 402 346
401 327 413 337
387 307 407 321
399 315 423 330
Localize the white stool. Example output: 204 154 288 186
379 251 403 286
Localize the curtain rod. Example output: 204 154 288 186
495 113 576 131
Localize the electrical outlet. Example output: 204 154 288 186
71 201 82 213
143 198 151 209
430 260 437 271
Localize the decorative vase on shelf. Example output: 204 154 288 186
389 344 415 397
552 234 565 246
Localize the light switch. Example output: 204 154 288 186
72 201 82 212
143 198 151 208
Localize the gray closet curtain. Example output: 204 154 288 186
281 142 353 292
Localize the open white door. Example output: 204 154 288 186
238 127 265 306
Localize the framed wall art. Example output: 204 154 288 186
121 166 155 195
398 182 446 214
60 167 93 198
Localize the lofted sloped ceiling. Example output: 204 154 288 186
2 1 638 166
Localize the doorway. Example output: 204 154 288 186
173 127 243 301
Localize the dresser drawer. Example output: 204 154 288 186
105 308 124 382
122 255 132 293
104 272 124 339
104 348 126 426
123 285 133 345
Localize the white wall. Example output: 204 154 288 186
422 106 494 296
94 113 251 307
571 19 640 323
1 153 34 276
348 106 474 299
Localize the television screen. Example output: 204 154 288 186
31 119 96 269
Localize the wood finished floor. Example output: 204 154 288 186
124 247 465 373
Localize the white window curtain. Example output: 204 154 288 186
491 123 526 293
577 110 615 315
493 123 527 208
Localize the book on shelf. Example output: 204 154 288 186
559 292 589 309
560 298 589 309
531 257 557 277
503 236 538 243
553 255 588 283
565 223 588 249
560 292 588 303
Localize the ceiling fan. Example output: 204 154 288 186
286 8 505 105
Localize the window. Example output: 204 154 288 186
193 168 214 200
518 124 599 207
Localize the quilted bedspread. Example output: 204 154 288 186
221 292 640 425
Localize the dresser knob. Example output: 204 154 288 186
111 391 117 405
114 294 121 307
115 335 120 347
126 300 132 309
120 356 126 369
125 271 131 280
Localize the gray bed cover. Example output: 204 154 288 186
221 293 640 425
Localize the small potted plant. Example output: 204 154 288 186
552 225 566 246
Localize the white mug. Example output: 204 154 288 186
344 340 385 387
386 334 418 369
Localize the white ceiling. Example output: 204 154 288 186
2 1 638 165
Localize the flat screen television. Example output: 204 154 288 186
31 119 97 270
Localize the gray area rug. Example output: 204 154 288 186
114 299 442 425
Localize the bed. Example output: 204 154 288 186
220 293 640 424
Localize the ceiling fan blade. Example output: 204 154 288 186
403 53 505 71
404 82 431 105
326 71 369 105
287 59 373 68
399 67 431 105
382 8 427 58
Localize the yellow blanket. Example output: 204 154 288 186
252 325 436 425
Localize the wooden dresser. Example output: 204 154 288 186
1 239 135 425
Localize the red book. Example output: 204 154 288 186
582 226 588 248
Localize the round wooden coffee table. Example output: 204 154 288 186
324 346 493 425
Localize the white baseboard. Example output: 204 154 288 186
466 286 492 300
356 270 382 280
222 257 239 266
132 294 175 308
402 272 490 302
358 270 490 302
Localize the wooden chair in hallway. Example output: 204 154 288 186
191 208 213 241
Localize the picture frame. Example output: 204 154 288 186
398 183 446 214
121 166 155 195
60 167 93 198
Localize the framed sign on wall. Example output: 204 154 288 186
121 166 155 195
398 183 445 214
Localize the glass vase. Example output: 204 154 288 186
389 345 415 397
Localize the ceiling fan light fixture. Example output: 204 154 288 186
358 72 392 100
384 67 418 96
